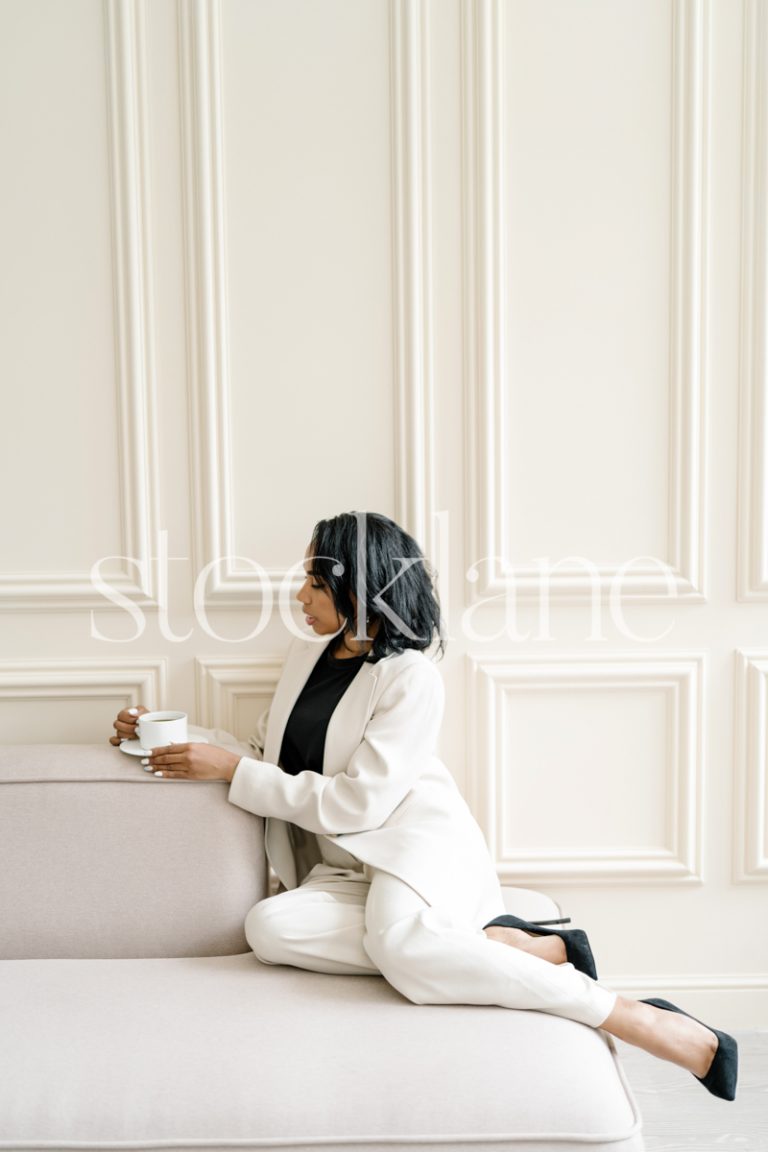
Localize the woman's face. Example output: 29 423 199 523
296 550 345 636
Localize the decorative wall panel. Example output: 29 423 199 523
463 0 709 601
182 0 435 604
735 650 768 880
468 652 704 884
0 0 157 609
195 656 281 742
738 0 768 601
0 659 165 742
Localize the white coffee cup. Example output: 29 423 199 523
137 711 188 751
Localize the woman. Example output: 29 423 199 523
110 511 737 1102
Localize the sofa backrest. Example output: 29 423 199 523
0 745 268 959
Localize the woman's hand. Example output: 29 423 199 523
144 743 240 782
109 705 149 746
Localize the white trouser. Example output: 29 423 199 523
244 864 616 1029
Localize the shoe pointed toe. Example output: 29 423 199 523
640 998 738 1101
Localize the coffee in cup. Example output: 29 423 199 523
137 711 188 750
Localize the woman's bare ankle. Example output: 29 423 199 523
600 997 718 1078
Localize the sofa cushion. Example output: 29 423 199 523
0 953 642 1152
0 745 267 958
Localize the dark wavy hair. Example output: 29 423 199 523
308 512 444 661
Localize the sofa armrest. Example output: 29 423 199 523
0 744 268 959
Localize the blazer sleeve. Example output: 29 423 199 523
226 659 444 835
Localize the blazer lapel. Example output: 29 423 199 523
323 661 379 776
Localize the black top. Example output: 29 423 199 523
278 646 370 776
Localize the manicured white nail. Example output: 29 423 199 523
141 758 149 765
142 764 153 771
128 708 138 716
154 771 164 777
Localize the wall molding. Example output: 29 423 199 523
737 0 768 601
468 652 704 885
603 972 768 994
0 659 165 707
181 0 436 605
601 972 768 1027
734 650 768 881
600 971 768 1026
390 0 436 563
462 0 710 602
179 0 235 599
195 656 282 735
0 0 158 611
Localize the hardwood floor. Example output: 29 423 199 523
615 1032 768 1151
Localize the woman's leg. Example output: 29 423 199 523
599 997 718 1079
247 867 724 1086
363 870 723 1083
244 865 378 976
363 869 614 1027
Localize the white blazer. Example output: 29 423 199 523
226 638 504 925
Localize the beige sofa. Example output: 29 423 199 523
0 744 644 1152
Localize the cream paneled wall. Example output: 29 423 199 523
1 0 766 1025
468 653 704 884
0 0 157 607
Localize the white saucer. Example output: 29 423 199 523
119 736 209 757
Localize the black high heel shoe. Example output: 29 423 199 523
482 913 598 981
640 998 738 1101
